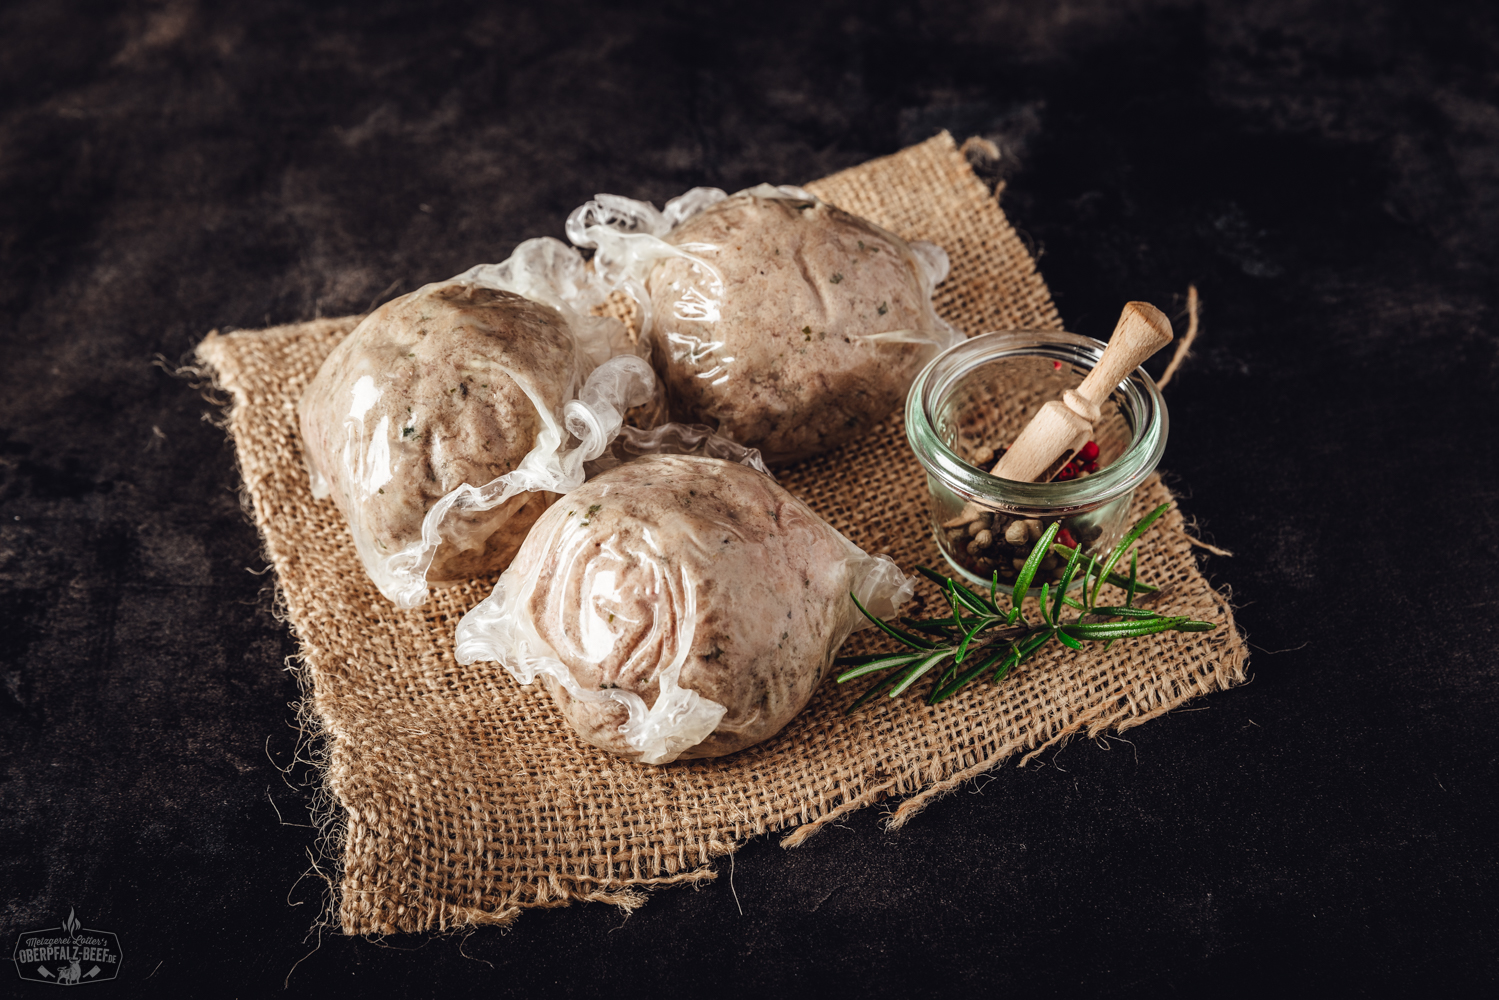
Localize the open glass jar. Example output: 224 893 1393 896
905 330 1168 591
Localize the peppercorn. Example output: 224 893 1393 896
1050 440 1101 483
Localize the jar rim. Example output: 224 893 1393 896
904 329 1169 517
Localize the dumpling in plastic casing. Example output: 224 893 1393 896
646 190 957 464
455 454 911 764
298 280 575 587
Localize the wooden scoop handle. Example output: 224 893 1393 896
1074 301 1174 410
991 302 1172 483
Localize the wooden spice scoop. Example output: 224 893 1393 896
945 302 1173 528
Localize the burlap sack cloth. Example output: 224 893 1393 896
198 133 1247 935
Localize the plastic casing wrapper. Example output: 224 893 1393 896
297 237 657 609
454 454 913 765
565 184 963 464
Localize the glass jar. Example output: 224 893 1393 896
905 329 1168 591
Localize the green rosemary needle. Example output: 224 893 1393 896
836 503 1217 710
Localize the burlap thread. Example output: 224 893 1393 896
197 132 1247 935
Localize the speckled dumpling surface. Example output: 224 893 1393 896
646 193 947 464
513 454 860 760
297 281 574 583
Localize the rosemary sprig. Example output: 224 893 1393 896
837 503 1217 710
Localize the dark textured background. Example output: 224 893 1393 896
2 1 1496 995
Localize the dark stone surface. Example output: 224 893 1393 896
2 1 1495 994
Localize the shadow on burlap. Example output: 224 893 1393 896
197 132 1248 935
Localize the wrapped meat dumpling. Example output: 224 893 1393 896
299 281 568 586
454 454 911 764
297 238 656 608
567 185 962 465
